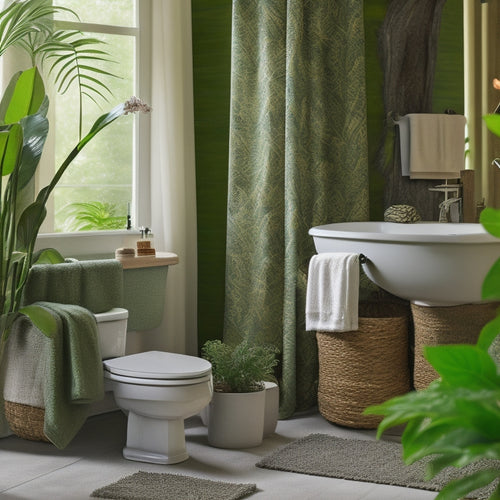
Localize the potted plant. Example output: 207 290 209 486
364 105 500 500
201 339 279 448
0 0 150 436
0 0 150 361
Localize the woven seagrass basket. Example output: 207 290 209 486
412 302 499 390
316 302 411 429
4 401 49 442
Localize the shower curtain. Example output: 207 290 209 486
224 0 370 418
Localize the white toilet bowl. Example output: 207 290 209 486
103 350 212 465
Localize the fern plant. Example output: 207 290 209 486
60 201 126 231
202 340 279 393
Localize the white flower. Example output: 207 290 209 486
123 96 152 115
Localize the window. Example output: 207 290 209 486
38 0 150 234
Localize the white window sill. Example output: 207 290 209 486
35 230 141 259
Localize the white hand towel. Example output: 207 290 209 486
305 253 359 332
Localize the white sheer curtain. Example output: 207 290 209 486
147 0 198 355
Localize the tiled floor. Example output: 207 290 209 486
0 409 438 499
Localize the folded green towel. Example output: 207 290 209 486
22 259 123 313
3 302 104 449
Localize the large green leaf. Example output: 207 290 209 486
32 248 65 265
17 103 49 189
424 344 500 389
365 384 457 438
3 67 45 124
477 316 500 352
0 123 23 176
484 114 500 138
16 201 46 251
18 304 56 338
404 425 489 466
426 443 500 479
0 70 21 123
435 468 500 500
483 258 500 300
480 207 500 238
77 103 125 150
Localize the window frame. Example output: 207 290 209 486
36 0 151 256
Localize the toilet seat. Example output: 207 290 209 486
103 350 212 386
104 371 212 386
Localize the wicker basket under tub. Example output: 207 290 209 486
316 302 411 429
4 401 49 442
412 302 499 390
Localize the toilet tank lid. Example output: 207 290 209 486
103 350 212 379
94 307 128 323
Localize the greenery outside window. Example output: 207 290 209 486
35 0 150 234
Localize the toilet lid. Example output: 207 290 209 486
103 350 212 380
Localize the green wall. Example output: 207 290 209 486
192 1 463 348
433 1 464 116
192 0 232 348
364 1 463 221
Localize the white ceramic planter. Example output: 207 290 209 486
207 389 265 449
200 381 279 438
263 381 279 437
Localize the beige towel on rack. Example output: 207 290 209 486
398 114 466 180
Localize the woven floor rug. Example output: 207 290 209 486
90 471 256 500
256 433 498 499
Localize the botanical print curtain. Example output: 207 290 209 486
224 0 370 418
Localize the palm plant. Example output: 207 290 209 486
0 0 116 138
0 0 150 366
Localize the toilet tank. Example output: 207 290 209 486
95 308 128 359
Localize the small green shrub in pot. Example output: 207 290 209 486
202 339 279 449
202 339 279 393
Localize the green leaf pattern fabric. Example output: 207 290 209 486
224 0 369 418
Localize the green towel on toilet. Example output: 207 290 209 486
3 302 104 449
22 259 123 313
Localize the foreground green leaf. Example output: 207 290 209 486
0 123 23 176
478 316 500 352
2 67 44 124
480 207 500 238
484 114 500 139
32 248 65 265
19 304 56 337
435 468 500 500
424 344 500 389
483 258 500 300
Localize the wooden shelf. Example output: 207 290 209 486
117 251 179 269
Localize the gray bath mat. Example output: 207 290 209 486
256 433 499 499
90 471 256 500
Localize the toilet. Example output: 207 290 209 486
95 309 213 465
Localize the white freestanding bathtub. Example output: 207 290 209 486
309 222 500 306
